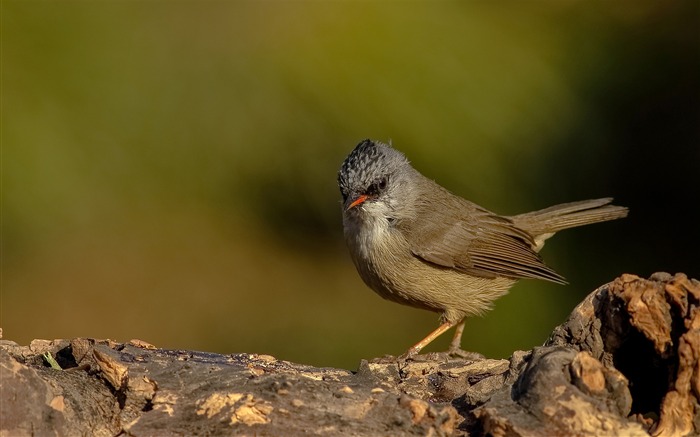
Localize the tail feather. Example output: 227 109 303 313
511 198 628 237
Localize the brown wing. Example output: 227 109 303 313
398 183 566 284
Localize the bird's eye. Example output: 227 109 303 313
364 177 388 197
367 177 388 196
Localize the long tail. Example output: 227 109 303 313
511 198 628 239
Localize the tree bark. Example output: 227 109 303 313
1 273 698 436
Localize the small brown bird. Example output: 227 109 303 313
338 139 628 359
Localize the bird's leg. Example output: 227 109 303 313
398 320 458 360
447 319 484 359
448 319 466 353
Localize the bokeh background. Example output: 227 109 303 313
3 1 698 370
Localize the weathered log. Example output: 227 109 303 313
1 273 698 436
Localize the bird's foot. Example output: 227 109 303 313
447 347 485 361
397 346 420 363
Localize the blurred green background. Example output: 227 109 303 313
3 1 698 370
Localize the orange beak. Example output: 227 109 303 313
347 194 369 210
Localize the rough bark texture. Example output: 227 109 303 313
1 273 699 436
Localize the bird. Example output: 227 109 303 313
337 139 628 359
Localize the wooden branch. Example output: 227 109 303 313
1 273 698 436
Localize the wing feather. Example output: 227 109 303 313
398 181 566 284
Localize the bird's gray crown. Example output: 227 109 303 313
338 139 408 200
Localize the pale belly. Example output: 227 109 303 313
345 222 517 324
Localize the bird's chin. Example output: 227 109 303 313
343 207 366 225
